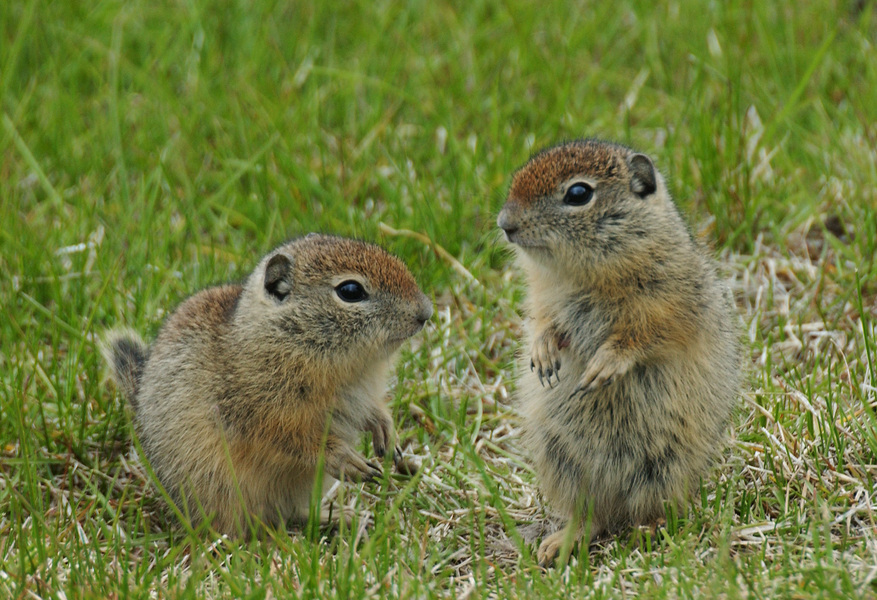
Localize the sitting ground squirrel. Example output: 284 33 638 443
497 139 741 566
103 234 433 537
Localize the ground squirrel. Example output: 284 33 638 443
497 139 741 566
103 234 433 537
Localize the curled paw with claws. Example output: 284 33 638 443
366 412 403 466
530 328 569 387
575 344 633 394
326 443 384 482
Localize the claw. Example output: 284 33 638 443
530 327 565 389
364 460 383 482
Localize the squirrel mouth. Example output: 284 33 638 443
504 231 521 245
513 242 553 263
510 237 549 251
504 230 547 250
387 322 426 344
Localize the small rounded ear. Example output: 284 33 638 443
628 153 657 198
264 253 294 301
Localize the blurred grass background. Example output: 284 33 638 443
2 0 876 597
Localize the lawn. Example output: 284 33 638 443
2 0 876 597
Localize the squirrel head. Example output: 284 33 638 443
498 139 683 278
238 234 432 367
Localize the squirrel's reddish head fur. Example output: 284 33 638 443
508 139 630 204
291 234 424 303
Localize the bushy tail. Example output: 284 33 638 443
101 329 148 411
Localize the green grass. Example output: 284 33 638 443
2 0 877 597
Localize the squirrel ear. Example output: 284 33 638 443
264 253 294 301
628 153 657 198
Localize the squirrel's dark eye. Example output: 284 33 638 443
335 280 368 303
564 182 594 206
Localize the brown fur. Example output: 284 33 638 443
102 234 433 537
509 140 625 203
498 139 741 566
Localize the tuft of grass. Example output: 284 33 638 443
2 0 876 597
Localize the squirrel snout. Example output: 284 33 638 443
497 207 519 237
390 296 432 342
416 296 434 326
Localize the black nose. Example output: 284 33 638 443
415 298 434 326
497 208 518 236
417 306 433 325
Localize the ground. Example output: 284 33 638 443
1 0 876 597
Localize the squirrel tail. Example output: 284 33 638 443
101 329 148 411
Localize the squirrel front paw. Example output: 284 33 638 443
530 328 568 387
325 443 383 483
576 344 633 393
366 411 402 465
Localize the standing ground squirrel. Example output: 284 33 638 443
497 139 741 566
103 234 433 538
